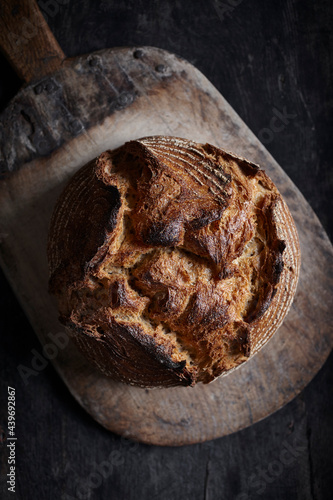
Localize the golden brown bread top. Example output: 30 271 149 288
48 136 300 387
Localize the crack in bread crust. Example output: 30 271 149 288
48 136 299 387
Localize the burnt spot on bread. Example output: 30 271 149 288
104 185 121 232
232 157 260 177
156 357 187 371
48 136 298 387
143 220 183 247
272 254 285 284
188 207 225 231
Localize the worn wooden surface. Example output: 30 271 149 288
0 0 332 498
0 0 65 82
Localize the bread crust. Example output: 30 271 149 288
48 136 300 387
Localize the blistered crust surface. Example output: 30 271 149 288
48 136 300 387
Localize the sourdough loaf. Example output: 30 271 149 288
47 136 300 387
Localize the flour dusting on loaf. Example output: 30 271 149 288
48 136 300 387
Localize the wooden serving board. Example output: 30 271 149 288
1 3 332 446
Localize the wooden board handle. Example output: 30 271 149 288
0 0 65 83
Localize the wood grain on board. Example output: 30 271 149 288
0 46 332 445
0 0 65 83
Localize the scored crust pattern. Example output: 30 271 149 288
48 136 300 387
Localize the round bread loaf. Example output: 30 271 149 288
48 136 300 387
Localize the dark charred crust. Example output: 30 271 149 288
143 221 182 247
270 239 286 285
189 207 224 231
234 157 260 177
175 359 187 370
272 255 284 284
278 240 286 252
104 186 121 232
156 356 187 371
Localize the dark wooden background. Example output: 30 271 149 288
0 1 332 499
